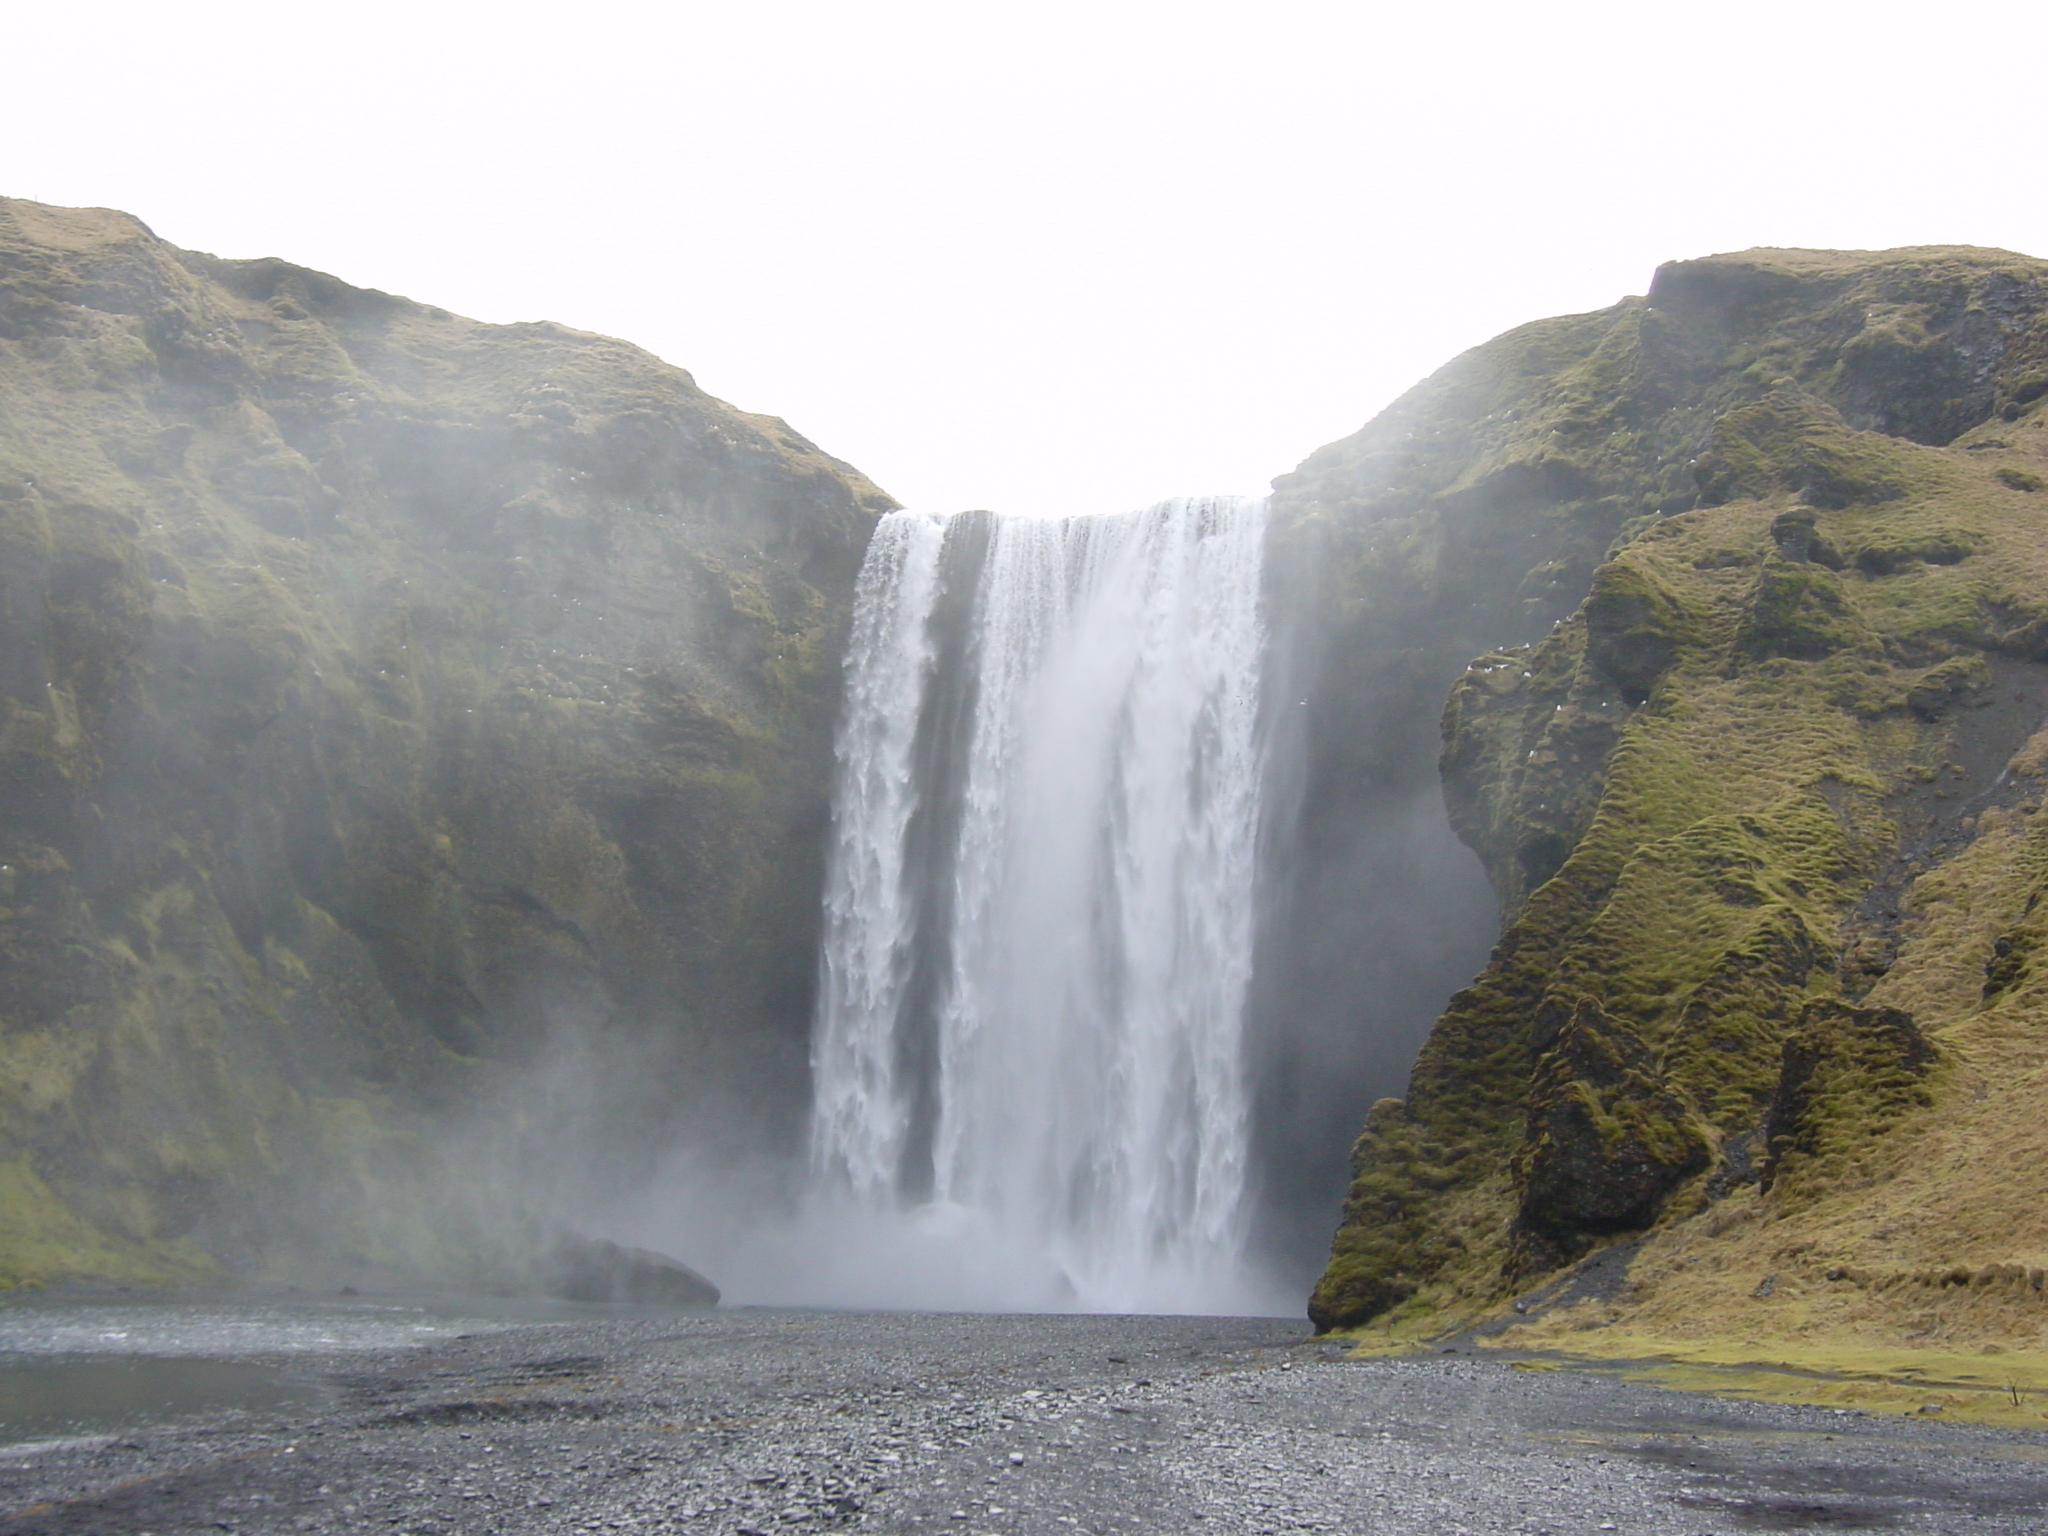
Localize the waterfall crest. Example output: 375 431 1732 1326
810 496 1271 1312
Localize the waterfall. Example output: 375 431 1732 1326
809 496 1271 1312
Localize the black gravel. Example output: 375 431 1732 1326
3 1309 2045 1534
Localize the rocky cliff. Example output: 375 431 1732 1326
0 198 891 1289
1292 246 2048 1354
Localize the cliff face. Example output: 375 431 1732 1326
1293 246 2048 1349
0 199 891 1288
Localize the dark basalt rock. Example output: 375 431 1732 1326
1510 998 1711 1273
1761 1000 1939 1194
547 1235 720 1309
1581 561 1687 705
1738 557 1870 660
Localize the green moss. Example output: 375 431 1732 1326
0 1155 215 1290
1740 559 1872 659
1511 999 1713 1269
1307 243 2048 1332
1582 560 1691 701
1694 393 1912 511
1762 1001 1941 1197
0 195 889 1288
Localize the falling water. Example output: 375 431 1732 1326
809 496 1270 1312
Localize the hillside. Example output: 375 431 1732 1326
0 198 891 1288
1292 245 2048 1363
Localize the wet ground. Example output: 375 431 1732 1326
2 1301 2045 1534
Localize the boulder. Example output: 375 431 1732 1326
548 1235 720 1309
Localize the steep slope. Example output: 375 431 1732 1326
1290 246 2048 1353
0 199 892 1288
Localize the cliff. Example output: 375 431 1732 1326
0 198 892 1288
1293 246 2048 1356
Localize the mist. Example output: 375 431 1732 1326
585 494 1501 1319
1 193 1524 1323
297 481 1508 1318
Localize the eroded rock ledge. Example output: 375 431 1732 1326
1295 245 2048 1351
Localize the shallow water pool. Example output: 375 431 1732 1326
0 1291 593 1447
0 1354 325 1449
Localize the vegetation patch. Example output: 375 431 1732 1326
1476 1333 2048 1429
1304 244 2048 1345
0 197 891 1289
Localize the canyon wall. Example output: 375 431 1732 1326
13 199 2048 1343
1292 246 2048 1349
0 199 891 1288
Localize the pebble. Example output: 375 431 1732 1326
0 1309 2039 1534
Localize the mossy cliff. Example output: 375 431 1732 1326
1290 245 2048 1354
0 199 892 1289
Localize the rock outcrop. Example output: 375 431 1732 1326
545 1234 721 1309
1297 246 2048 1349
0 198 892 1289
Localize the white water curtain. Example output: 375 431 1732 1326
810 497 1269 1312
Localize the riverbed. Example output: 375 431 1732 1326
2 1299 2043 1534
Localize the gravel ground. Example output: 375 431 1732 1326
2 1308 2045 1534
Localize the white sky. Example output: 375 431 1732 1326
8 0 2045 519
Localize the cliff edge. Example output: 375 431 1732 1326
0 199 892 1288
1296 245 2048 1357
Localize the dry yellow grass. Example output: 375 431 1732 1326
1315 250 2048 1363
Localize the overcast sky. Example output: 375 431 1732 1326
10 1 2045 519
